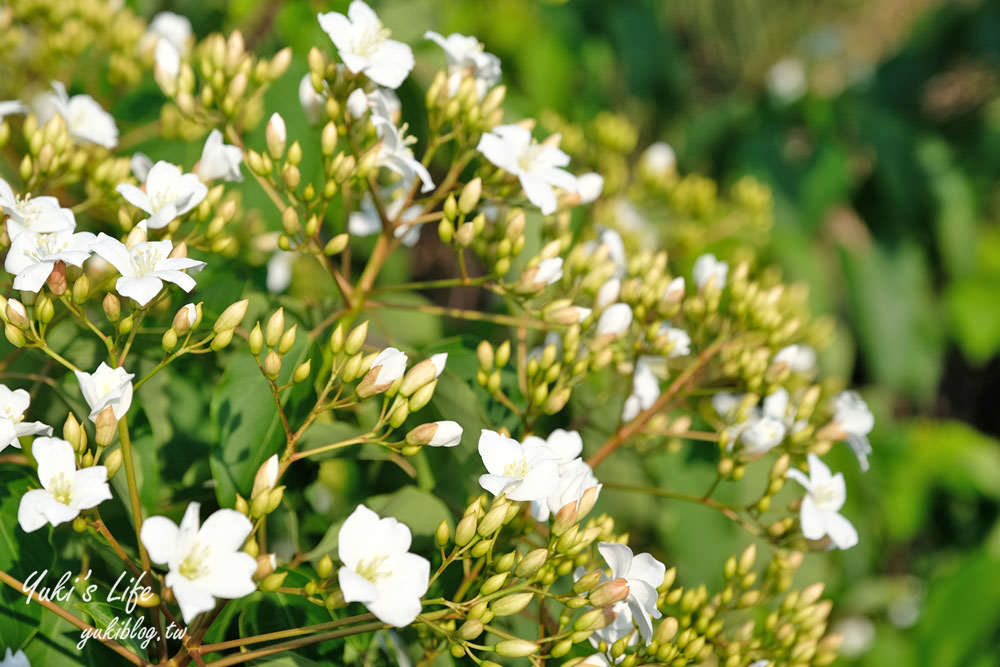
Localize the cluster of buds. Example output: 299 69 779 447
249 307 308 383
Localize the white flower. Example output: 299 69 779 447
596 278 621 308
32 82 118 149
658 324 691 357
597 542 666 643
92 234 206 306
576 173 604 204
338 504 430 626
0 178 75 238
346 87 401 123
833 391 875 471
154 39 181 91
622 358 659 422
832 616 876 658
478 429 559 502
141 11 192 54
4 229 95 292
141 502 257 623
0 101 26 120
0 385 52 451
713 391 744 421
266 250 295 293
595 302 633 337
318 1 414 89
0 649 29 667
767 58 807 104
424 31 501 98
692 253 728 289
373 119 435 193
349 190 425 246
117 161 209 229
130 153 153 183
534 458 601 522
640 142 676 177
197 130 242 182
299 74 326 125
18 437 111 532
362 347 408 392
519 257 563 291
774 344 816 374
580 655 612 667
74 362 134 422
428 421 463 447
787 453 858 550
477 124 577 215
663 276 685 302
575 567 637 652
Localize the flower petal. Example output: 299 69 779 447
628 553 666 589
339 566 377 604
116 275 164 306
141 515 180 565
199 509 253 554
33 437 76 485
204 551 258 599
598 542 634 579
69 466 111 510
167 573 216 623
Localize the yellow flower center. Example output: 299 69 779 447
355 554 390 584
48 472 73 505
178 541 213 581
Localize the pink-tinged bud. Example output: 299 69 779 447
663 276 685 303
95 406 118 446
125 222 148 248
254 554 277 581
4 299 28 329
173 303 199 334
398 358 438 397
516 257 563 294
356 347 407 397
46 261 67 295
589 577 630 607
551 502 579 537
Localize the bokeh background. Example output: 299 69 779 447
126 0 1000 664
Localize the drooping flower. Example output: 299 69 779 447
4 228 94 292
372 119 435 193
832 391 875 471
337 504 430 626
141 502 258 622
478 429 559 502
348 190 425 246
424 31 501 98
74 362 134 423
117 161 208 229
318 1 414 89
299 74 326 125
773 344 816 374
0 178 75 238
32 82 118 149
787 453 858 550
18 437 112 532
597 542 666 643
0 385 52 451
692 253 728 289
622 357 660 423
0 648 29 667
595 302 633 337
477 125 577 215
196 130 243 182
91 234 206 306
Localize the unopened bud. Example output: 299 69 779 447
490 592 533 617
266 113 286 158
95 406 118 446
493 639 538 658
102 293 121 322
325 233 349 255
104 448 123 478
590 578 630 607
458 177 482 213
265 308 285 347
214 299 249 332
263 350 281 379
344 320 368 355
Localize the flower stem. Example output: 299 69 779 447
203 620 389 667
197 613 375 653
368 299 551 330
118 418 150 572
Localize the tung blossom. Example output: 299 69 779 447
18 437 112 532
424 31 501 98
0 384 52 451
338 504 430 626
4 228 94 292
478 429 559 503
32 82 118 149
92 233 206 306
597 542 666 643
0 178 75 238
358 347 408 396
477 124 577 215
318 1 414 89
833 390 875 471
74 362 135 422
196 130 243 182
787 453 858 550
117 161 209 229
692 253 728 290
372 119 435 193
141 502 258 622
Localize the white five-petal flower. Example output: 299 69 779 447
833 390 875 471
32 82 118 149
774 344 816 374
0 385 52 451
787 453 858 550
91 233 206 306
117 161 209 229
196 130 243 182
478 429 560 502
692 253 728 290
318 1 414 89
141 502 257 623
74 362 135 423
658 324 691 357
0 178 76 238
4 228 94 292
337 504 430 626
424 31 501 99
372 119 435 193
597 542 666 644
18 437 112 532
477 124 577 215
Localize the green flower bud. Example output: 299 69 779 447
249 323 264 355
514 548 547 578
493 639 537 658
264 350 282 379
265 308 285 347
407 380 436 412
344 320 368 355
293 360 311 383
477 504 507 537
454 514 478 546
211 328 234 351
162 329 178 352
316 554 334 579
104 448 123 478
325 233 349 255
479 572 508 595
258 571 288 592
458 177 482 214
490 592 533 617
435 520 450 547
278 324 297 355
214 299 249 333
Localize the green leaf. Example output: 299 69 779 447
946 275 1000 363
917 138 978 280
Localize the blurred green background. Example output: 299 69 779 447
135 0 1000 663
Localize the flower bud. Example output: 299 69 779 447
572 569 603 594
162 329 178 352
493 640 537 658
455 513 478 546
264 350 282 379
293 360 311 383
72 274 90 304
258 571 288 592
515 548 548 578
104 448 123 478
63 413 83 451
458 177 482 214
251 454 279 500
491 592 533 617
435 520 450 546
95 406 118 446
590 578 630 607
316 554 334 579
278 324 297 355
477 504 507 538
102 293 121 322
210 328 234 350
5 299 28 329
173 303 199 334
325 233 349 255
249 323 264 354
459 619 484 640
214 299 249 332
407 380 437 412
344 320 368 355
398 358 438 396
266 113 286 158
265 308 285 347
